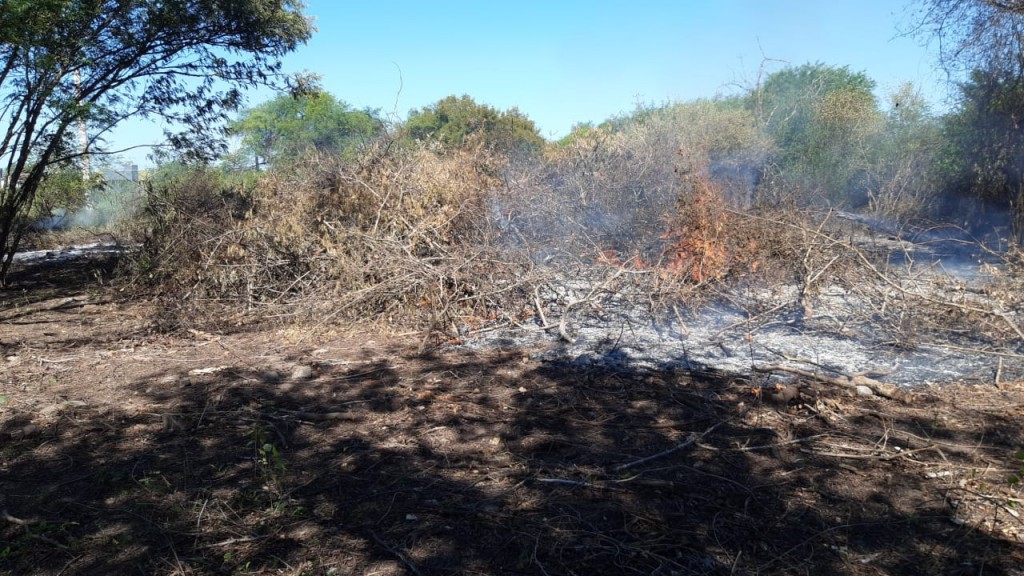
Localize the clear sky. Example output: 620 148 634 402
111 0 948 167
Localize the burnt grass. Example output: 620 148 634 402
1 256 1023 576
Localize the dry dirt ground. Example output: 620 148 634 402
2 255 1024 576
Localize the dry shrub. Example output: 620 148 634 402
660 151 735 282
250 144 512 322
652 150 825 294
129 167 254 299
523 100 769 261
135 142 538 333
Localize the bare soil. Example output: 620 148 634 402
1 255 1023 575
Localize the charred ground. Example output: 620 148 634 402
1 254 1023 576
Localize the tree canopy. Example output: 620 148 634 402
405 95 545 154
229 91 381 167
753 63 883 201
0 0 312 284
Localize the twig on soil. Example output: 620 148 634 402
36 356 80 364
1 508 28 525
1 510 71 551
533 285 549 328
536 477 627 491
801 444 938 461
614 410 742 471
369 530 424 576
709 301 788 341
672 304 690 338
946 486 1024 525
199 535 268 548
466 321 513 335
555 267 627 342
54 555 82 576
932 343 1024 360
276 409 357 422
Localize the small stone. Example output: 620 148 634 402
517 386 527 393
290 365 314 380
405 514 418 522
260 370 281 382
855 385 874 397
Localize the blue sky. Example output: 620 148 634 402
111 0 948 167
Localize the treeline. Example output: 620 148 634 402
208 61 1023 242
115 58 1024 332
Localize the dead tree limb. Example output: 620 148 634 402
754 364 914 403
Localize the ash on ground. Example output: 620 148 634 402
12 241 127 266
467 230 1024 388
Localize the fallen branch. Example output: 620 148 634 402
536 478 625 491
755 364 913 403
801 444 937 461
277 409 356 422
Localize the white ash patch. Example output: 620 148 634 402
464 250 1022 388
12 241 126 265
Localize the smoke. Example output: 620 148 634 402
33 163 143 231
492 101 772 268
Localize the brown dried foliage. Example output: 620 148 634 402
131 134 1023 351
133 143 537 333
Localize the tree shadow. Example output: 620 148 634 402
1 335 1022 575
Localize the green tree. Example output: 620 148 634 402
936 69 1024 237
0 0 312 285
863 82 942 217
753 63 883 202
230 91 381 168
914 1 1024 238
405 95 544 154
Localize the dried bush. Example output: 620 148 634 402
128 101 1022 353
132 142 540 334
129 167 254 296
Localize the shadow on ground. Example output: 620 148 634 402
1 260 1023 575
3 347 1024 575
